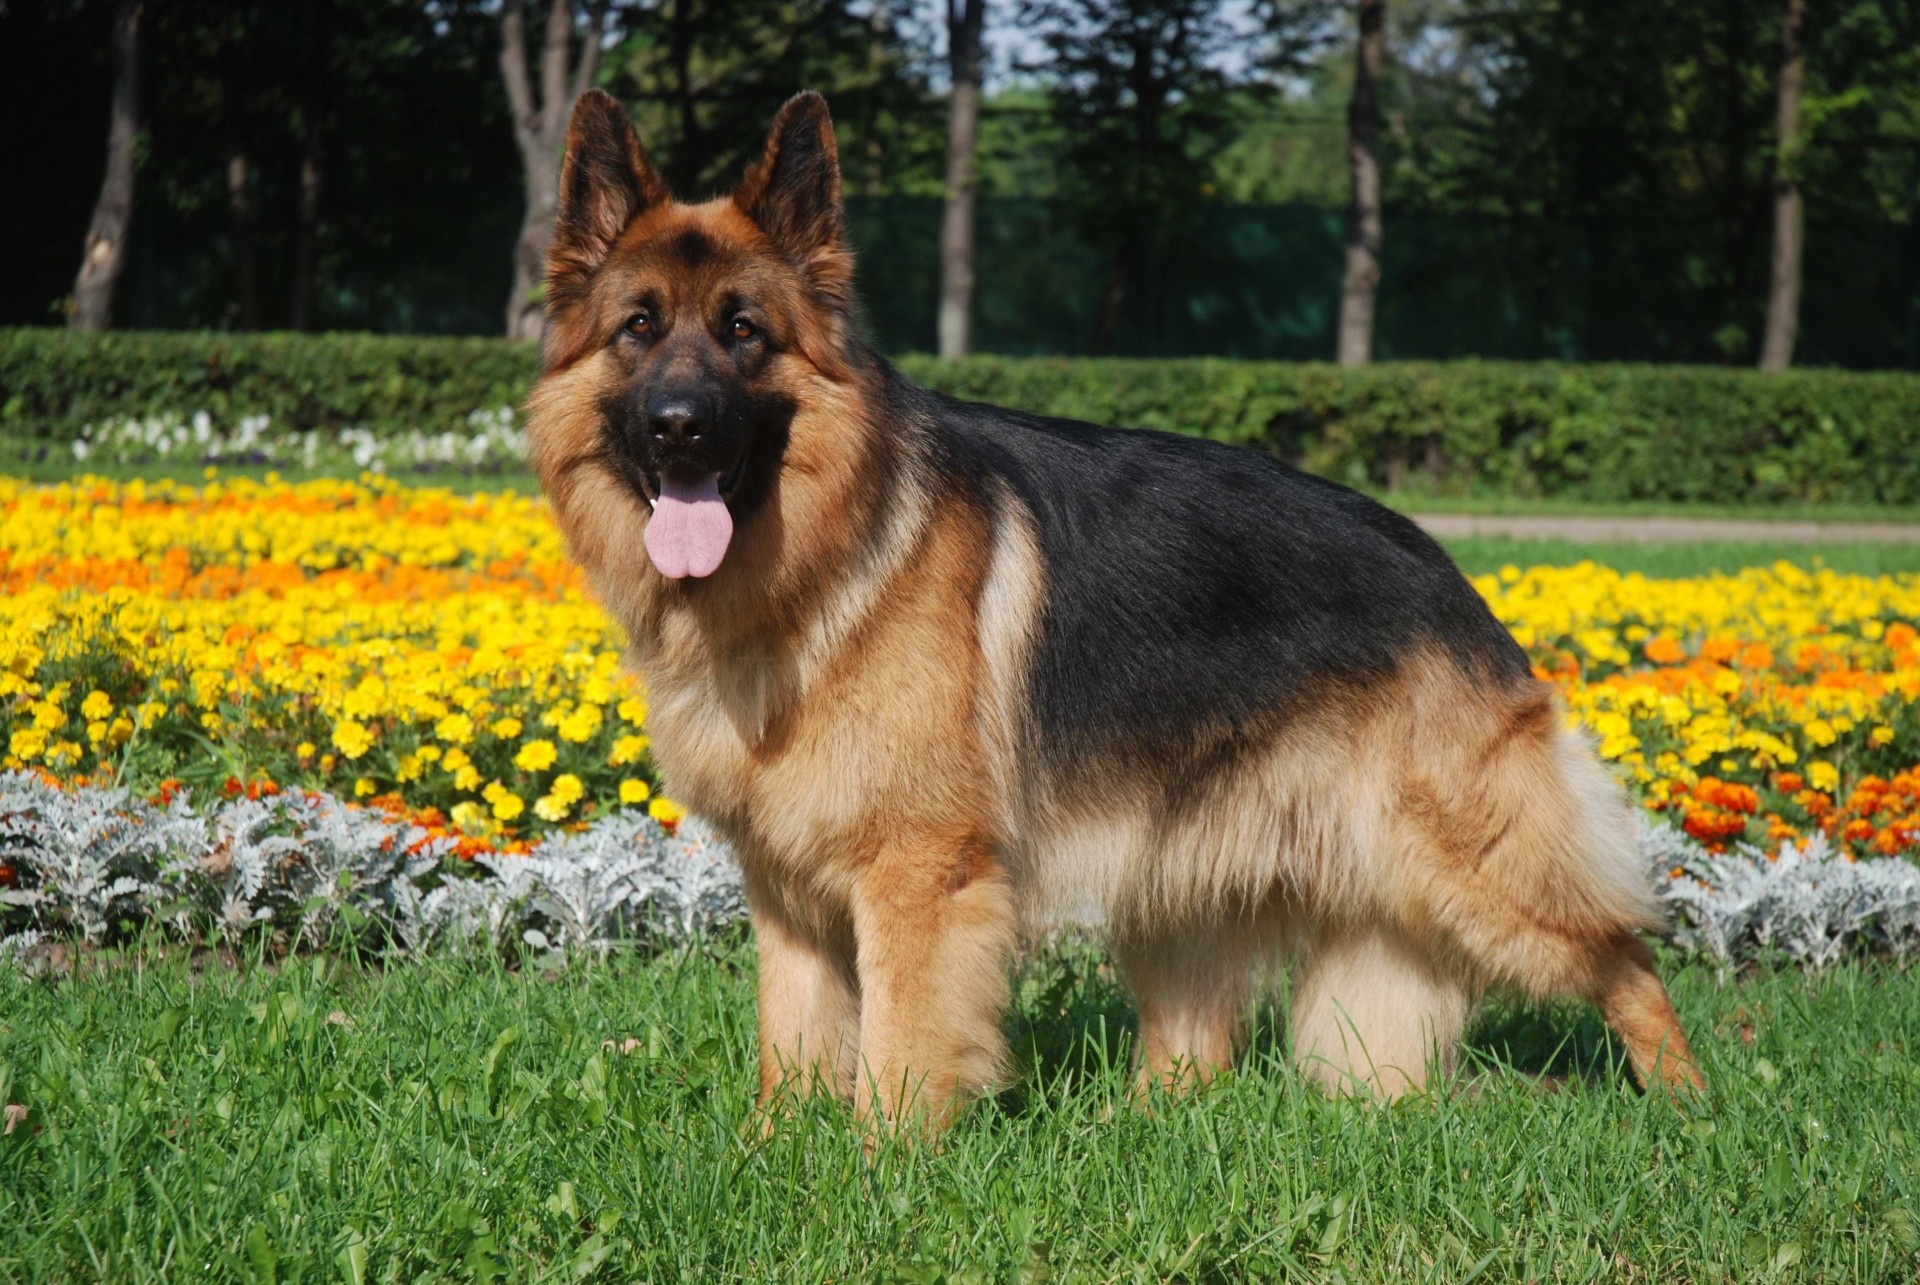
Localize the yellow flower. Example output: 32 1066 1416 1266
1870 725 1895 747
9 728 46 760
1804 719 1838 747
617 695 647 725
354 777 376 797
296 741 317 761
449 801 491 834
619 778 651 805
514 739 557 772
490 717 524 740
533 794 571 822
453 765 482 791
80 690 113 721
609 734 649 767
331 719 374 760
491 791 525 821
648 797 687 826
558 704 603 743
549 773 585 805
441 747 471 771
434 712 474 744
1807 761 1840 793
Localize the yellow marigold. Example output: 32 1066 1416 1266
354 777 376 797
619 778 651 804
491 717 524 740
449 801 490 834
533 794 571 822
609 734 649 767
80 689 113 721
491 791 526 822
1870 725 1895 746
648 797 687 826
549 773 584 805
9 728 46 760
434 712 474 745
296 741 316 760
558 705 603 743
331 719 374 760
453 765 482 791
617 696 647 725
441 747 471 771
1807 761 1840 793
1804 719 1838 748
514 739 557 772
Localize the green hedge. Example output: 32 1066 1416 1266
6 327 1920 503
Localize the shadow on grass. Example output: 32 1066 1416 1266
999 938 1639 1109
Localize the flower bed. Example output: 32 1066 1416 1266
4 771 1916 969
2 473 1919 889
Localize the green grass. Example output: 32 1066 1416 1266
1438 536 1920 578
2 941 1915 1281
1373 490 1920 525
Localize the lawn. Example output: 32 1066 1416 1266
5 467 1920 1280
1 941 1915 1282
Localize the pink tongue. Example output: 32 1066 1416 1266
644 467 733 579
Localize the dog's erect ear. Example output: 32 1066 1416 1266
548 90 669 309
734 92 852 309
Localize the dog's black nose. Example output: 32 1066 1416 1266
646 392 711 446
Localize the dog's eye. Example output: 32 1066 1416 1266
730 316 756 341
624 312 652 338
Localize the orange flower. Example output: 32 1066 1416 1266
1701 637 1740 664
1644 636 1687 665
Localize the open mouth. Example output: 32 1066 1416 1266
637 452 747 507
638 458 742 581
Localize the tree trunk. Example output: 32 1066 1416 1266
69 0 142 332
937 0 985 360
501 0 609 341
1760 0 1806 373
291 127 325 332
227 152 260 330
1337 0 1384 367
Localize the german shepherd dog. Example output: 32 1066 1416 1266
527 90 1704 1129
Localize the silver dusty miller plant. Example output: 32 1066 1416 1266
1648 818 1920 970
0 771 741 962
5 769 1918 969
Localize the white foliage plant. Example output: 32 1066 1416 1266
5 769 1918 970
0 771 741 965
69 406 527 475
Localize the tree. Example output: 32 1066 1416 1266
606 0 934 199
69 0 142 331
1337 0 1384 365
938 0 987 358
1024 0 1247 354
501 0 611 341
1760 0 1807 372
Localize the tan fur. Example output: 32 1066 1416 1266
529 115 1701 1132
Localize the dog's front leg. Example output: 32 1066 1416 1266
848 830 1017 1133
749 894 860 1115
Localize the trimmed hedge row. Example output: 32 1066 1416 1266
6 327 1920 502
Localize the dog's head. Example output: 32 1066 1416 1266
536 90 857 581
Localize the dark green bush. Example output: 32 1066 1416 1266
6 327 1919 503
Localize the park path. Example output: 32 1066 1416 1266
1408 513 1920 544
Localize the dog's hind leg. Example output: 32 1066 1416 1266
1290 920 1476 1098
1113 914 1271 1096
